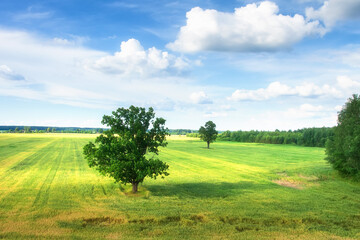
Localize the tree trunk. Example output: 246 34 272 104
207 141 210 149
132 182 139 193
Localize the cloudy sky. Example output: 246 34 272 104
1 0 360 130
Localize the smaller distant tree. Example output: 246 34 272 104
199 121 218 149
52 128 56 133
15 127 19 133
46 127 51 133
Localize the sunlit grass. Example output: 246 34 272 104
0 134 359 239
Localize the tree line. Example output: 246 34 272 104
1 126 198 135
1 126 105 134
168 129 194 135
188 127 334 148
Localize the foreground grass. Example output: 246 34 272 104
0 133 359 239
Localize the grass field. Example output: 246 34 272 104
0 133 359 239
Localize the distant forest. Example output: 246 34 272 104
188 127 334 148
0 126 105 134
0 126 197 135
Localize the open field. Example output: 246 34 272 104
0 133 359 239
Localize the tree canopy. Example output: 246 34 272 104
326 94 360 178
199 121 218 149
83 106 169 193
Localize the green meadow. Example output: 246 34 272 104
0 134 359 239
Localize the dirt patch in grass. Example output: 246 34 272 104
273 180 303 189
274 172 322 189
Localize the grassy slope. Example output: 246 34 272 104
0 133 359 239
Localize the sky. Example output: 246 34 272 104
1 0 360 131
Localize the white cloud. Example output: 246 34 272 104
286 104 325 119
336 75 360 89
228 82 293 101
53 38 74 46
51 35 89 47
0 65 25 81
190 91 213 104
89 38 189 76
295 83 341 97
167 1 324 53
306 0 360 28
228 80 343 101
299 103 324 112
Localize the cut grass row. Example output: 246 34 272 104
0 133 359 239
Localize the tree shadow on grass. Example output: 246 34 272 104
145 181 276 199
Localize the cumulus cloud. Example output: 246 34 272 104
306 0 360 28
228 81 342 101
189 91 213 104
229 82 295 101
167 1 324 53
89 38 189 76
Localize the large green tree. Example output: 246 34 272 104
83 106 169 193
326 94 360 178
199 121 218 149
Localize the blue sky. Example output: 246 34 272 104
1 0 360 130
